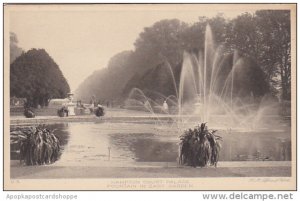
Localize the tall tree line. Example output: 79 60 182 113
75 10 291 102
10 32 24 64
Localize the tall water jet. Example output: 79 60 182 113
178 51 198 117
128 23 273 130
203 24 215 121
163 60 179 99
177 23 272 130
178 24 219 122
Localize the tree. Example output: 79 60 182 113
180 14 228 53
76 20 188 102
224 13 260 57
222 11 291 100
10 32 24 64
75 51 134 102
76 11 290 103
10 49 70 107
134 19 188 70
255 10 291 100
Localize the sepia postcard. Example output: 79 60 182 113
3 3 297 190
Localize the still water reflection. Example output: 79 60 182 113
11 121 291 166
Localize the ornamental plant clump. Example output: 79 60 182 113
24 107 35 118
10 126 61 166
179 123 222 167
95 105 105 117
57 106 69 117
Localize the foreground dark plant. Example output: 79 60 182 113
178 123 222 167
10 126 61 166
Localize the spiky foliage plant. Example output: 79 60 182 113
179 123 222 167
10 126 61 166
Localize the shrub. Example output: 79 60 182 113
24 108 35 118
11 126 61 165
57 106 68 117
178 123 222 167
95 106 105 117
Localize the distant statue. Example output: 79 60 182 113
162 100 169 113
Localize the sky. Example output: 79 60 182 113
9 5 257 91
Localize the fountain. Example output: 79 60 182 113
126 24 281 131
10 25 291 170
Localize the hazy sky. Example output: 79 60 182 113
9 5 256 91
